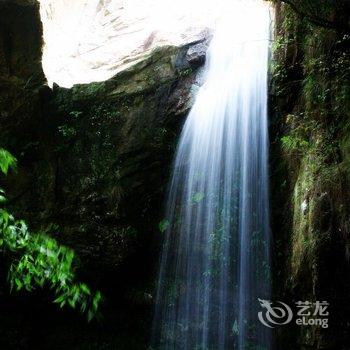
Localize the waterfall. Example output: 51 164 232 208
153 2 271 349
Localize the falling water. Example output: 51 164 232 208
153 2 271 349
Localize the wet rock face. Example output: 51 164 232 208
0 0 44 81
186 42 208 68
0 0 205 289
270 3 350 349
0 0 47 179
0 10 205 337
44 45 202 278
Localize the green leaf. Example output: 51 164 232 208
0 149 17 175
80 283 91 295
158 219 169 233
191 192 205 203
15 278 22 290
232 319 239 336
0 148 102 321
87 310 94 322
53 295 65 304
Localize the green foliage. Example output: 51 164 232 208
58 125 77 138
281 135 309 153
0 149 101 320
89 104 121 122
0 148 17 175
0 188 6 204
69 110 83 119
191 192 205 203
58 111 83 138
159 219 169 233
232 319 239 336
178 67 193 78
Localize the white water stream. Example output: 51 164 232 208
153 2 271 349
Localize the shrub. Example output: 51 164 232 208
0 148 101 321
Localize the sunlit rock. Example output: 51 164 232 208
186 42 208 68
39 0 233 87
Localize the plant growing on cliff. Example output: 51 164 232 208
281 135 309 154
0 148 101 321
